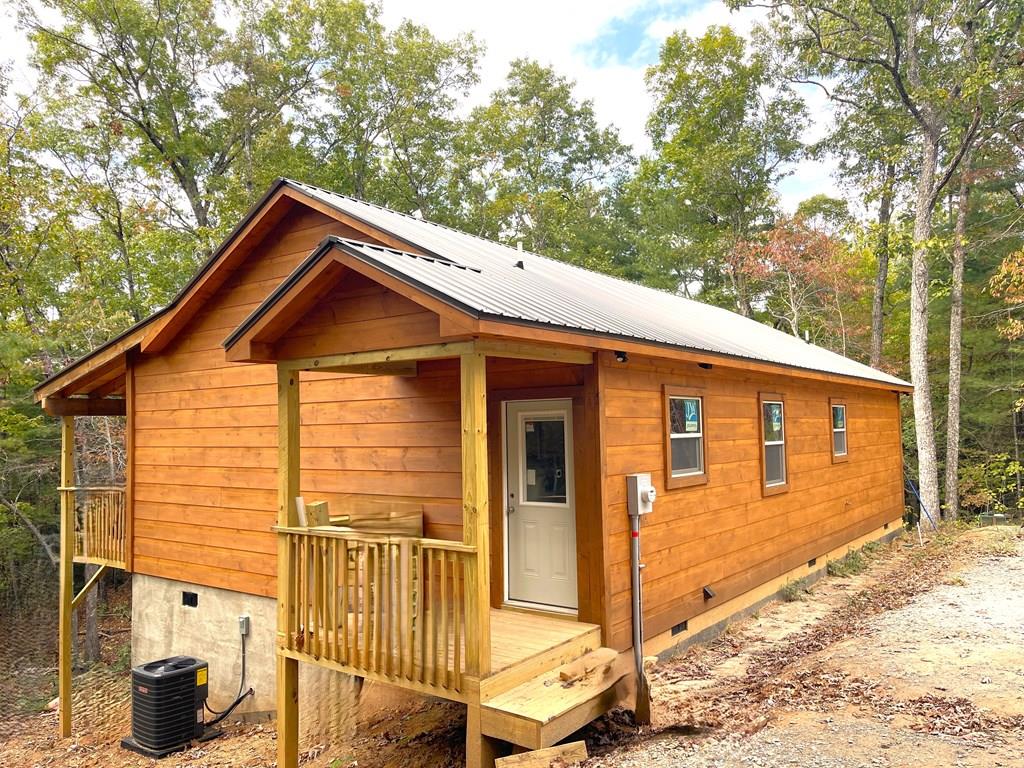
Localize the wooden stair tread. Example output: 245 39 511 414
482 616 602 700
483 647 629 724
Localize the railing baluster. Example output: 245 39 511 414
277 530 475 697
361 543 371 670
402 541 413 680
439 550 448 688
380 543 388 677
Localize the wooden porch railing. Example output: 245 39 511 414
279 527 477 698
60 486 127 568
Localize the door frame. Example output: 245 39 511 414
501 398 578 615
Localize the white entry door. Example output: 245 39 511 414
504 399 577 611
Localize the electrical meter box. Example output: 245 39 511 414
626 473 656 516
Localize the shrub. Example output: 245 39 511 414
780 578 808 602
827 549 867 577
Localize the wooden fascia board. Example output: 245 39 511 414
470 319 913 394
35 325 147 402
224 244 482 364
141 188 298 354
42 396 127 417
142 184 437 357
225 255 349 363
329 247 476 327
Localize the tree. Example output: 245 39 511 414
944 161 971 519
747 0 1024 526
635 25 805 311
730 215 866 351
813 94 913 368
455 60 633 269
294 3 481 218
23 0 325 238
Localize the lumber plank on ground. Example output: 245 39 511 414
494 741 588 768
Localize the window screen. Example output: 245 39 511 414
762 400 786 486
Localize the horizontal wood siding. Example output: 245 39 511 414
134 208 338 594
132 207 588 597
598 351 905 650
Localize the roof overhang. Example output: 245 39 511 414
35 178 440 405
223 237 482 363
140 180 436 356
34 318 151 408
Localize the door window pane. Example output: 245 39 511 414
523 418 567 503
765 443 786 485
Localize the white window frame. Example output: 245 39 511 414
831 401 848 461
762 398 787 489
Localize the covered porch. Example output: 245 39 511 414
272 339 626 766
38 353 136 739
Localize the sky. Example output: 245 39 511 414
0 0 843 213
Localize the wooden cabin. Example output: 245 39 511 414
37 179 911 766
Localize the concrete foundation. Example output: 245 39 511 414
131 574 364 740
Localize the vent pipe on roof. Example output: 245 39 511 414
514 260 524 270
516 240 523 251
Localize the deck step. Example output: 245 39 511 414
480 647 633 750
481 620 602 701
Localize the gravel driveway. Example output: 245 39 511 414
586 527 1024 768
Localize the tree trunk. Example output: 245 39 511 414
84 564 101 664
870 162 896 368
910 132 942 528
944 168 970 520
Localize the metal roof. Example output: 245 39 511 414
269 180 910 389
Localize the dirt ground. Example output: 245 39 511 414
588 525 1024 768
2 525 1021 768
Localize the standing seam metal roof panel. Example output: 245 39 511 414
281 180 910 389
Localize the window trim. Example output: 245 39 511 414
663 385 708 490
758 391 789 496
830 398 849 463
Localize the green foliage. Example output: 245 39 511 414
827 549 867 578
454 59 634 271
632 25 806 310
781 578 809 602
958 454 1023 515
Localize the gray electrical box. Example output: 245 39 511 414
626 473 656 516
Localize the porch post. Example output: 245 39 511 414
276 365 300 768
460 352 491 677
58 415 75 738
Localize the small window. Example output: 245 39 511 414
830 399 848 462
664 386 707 489
759 393 788 495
